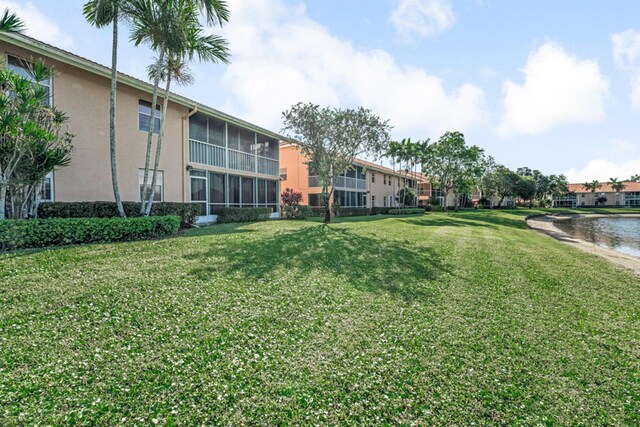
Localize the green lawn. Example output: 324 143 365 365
1 209 639 425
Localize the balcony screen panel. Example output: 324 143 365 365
189 113 208 142
228 175 240 205
242 177 254 205
209 172 225 204
257 134 278 159
239 129 254 154
227 125 240 150
346 167 356 178
257 179 266 204
208 117 225 147
267 180 277 204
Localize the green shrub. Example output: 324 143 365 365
283 204 313 220
310 207 326 217
37 202 199 228
387 208 424 215
217 207 273 224
0 216 180 251
336 207 371 217
370 207 392 215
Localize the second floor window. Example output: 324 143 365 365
138 100 161 134
7 55 52 106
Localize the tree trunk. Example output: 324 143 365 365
110 14 125 218
144 72 172 216
140 49 165 214
0 185 6 220
498 195 505 208
323 195 331 223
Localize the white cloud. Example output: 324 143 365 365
389 0 455 41
565 157 640 182
612 29 640 109
0 1 73 48
497 43 610 137
217 0 486 138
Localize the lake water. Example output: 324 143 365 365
554 216 640 257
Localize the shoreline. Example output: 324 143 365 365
526 213 640 276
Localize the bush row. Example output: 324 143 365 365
387 208 425 215
217 207 273 223
0 216 180 251
336 208 372 217
37 202 200 228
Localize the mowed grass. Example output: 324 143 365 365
1 210 639 426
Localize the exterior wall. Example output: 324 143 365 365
575 191 624 207
368 171 398 208
2 37 283 220
1 40 190 203
279 145 322 205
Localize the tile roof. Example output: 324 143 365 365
567 182 640 193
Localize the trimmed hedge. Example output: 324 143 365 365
217 207 273 223
388 208 425 215
282 205 313 220
370 207 392 215
336 208 371 217
0 216 180 251
38 202 199 228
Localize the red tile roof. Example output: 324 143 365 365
568 182 640 193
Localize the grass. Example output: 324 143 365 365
1 209 639 425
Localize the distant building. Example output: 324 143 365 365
553 182 640 208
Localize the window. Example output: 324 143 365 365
267 180 277 205
8 56 52 106
40 172 54 202
239 128 254 154
383 175 387 185
258 178 266 204
371 173 375 183
138 100 161 134
139 169 163 201
308 193 322 207
383 196 387 207
280 168 287 181
371 195 376 207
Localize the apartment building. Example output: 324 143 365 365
1 32 283 223
279 143 426 209
553 182 640 208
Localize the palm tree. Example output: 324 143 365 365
133 0 230 215
629 174 640 182
0 8 25 33
582 180 601 193
83 0 133 217
609 177 627 206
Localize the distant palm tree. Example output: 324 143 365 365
629 174 640 182
582 180 601 193
0 8 25 33
133 0 230 215
609 177 627 206
83 0 134 217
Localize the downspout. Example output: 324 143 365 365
182 106 198 202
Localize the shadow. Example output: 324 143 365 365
181 222 257 238
184 223 451 303
399 217 498 229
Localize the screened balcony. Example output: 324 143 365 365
307 164 367 190
188 113 279 177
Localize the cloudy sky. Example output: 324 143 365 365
3 0 640 182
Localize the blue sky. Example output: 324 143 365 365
3 0 640 182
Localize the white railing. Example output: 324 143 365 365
189 139 226 168
229 148 255 173
257 156 278 176
190 140 279 176
335 176 367 190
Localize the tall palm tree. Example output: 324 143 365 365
629 174 640 182
582 180 601 193
131 0 229 215
609 177 627 206
132 0 230 215
0 8 25 33
83 0 132 217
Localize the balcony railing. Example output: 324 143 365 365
335 176 367 190
189 139 278 177
189 139 225 168
258 156 278 176
229 148 255 173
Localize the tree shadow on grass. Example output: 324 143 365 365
184 223 451 303
401 211 530 230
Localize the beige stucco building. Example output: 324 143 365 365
1 32 284 223
279 143 426 209
553 183 640 208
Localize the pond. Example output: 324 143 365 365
554 216 640 257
